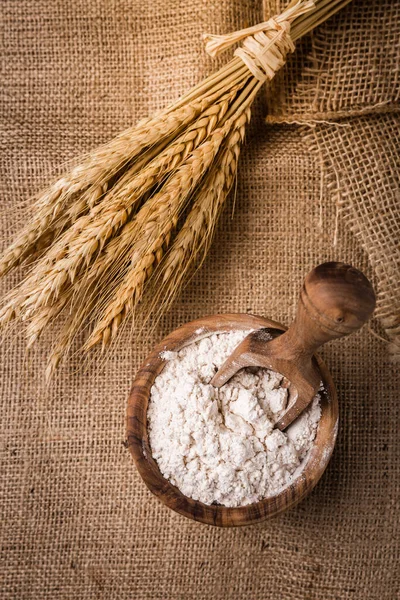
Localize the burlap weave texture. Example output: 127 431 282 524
266 0 400 355
1 1 399 599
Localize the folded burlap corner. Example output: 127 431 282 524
264 0 400 358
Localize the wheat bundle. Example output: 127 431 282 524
0 0 352 378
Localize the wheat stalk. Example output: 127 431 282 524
17 92 236 312
84 109 246 350
143 110 249 327
0 91 235 324
0 0 353 375
0 87 242 278
44 280 100 381
25 290 73 349
22 96 249 360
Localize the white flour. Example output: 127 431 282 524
148 330 321 507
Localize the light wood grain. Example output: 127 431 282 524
127 313 339 527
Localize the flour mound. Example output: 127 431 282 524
148 330 321 507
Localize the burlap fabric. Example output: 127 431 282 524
266 0 400 356
1 1 399 599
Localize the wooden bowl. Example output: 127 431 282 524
127 314 338 527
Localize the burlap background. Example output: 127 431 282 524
266 0 400 355
1 1 399 599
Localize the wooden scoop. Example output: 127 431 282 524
211 262 376 430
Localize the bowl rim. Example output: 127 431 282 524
127 313 339 527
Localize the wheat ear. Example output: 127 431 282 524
43 280 100 381
25 290 73 349
0 61 251 279
0 1 353 375
9 93 234 318
24 115 230 359
0 98 217 277
144 110 249 326
84 117 237 350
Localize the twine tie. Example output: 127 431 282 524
203 0 315 83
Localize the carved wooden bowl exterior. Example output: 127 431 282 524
127 314 338 527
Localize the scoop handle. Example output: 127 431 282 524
276 262 376 362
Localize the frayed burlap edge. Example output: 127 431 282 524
296 112 400 361
264 0 400 361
